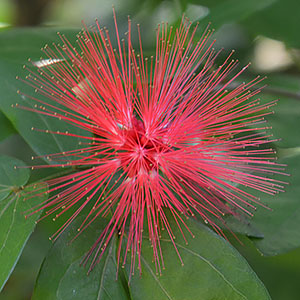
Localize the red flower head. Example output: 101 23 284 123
20 11 284 275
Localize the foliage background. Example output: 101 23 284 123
0 0 300 299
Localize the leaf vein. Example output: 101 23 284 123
141 256 173 300
173 241 248 299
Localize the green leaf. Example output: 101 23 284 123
250 151 300 256
0 111 15 142
254 74 300 148
208 73 300 255
0 28 92 163
246 75 300 255
277 147 300 159
195 0 277 30
268 100 300 148
0 155 30 202
195 209 264 239
126 216 270 300
0 27 80 62
0 165 47 292
221 214 264 239
242 0 300 47
32 218 130 300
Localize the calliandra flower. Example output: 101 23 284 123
16 11 285 276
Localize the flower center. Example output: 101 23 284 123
117 117 165 177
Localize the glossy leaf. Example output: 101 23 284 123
0 28 92 163
32 218 129 300
125 216 270 300
0 172 47 291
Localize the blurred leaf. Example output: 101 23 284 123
242 0 300 47
32 218 129 300
277 146 300 159
0 27 80 62
0 1 12 25
0 154 47 291
227 74 300 255
194 0 277 30
138 0 164 9
0 28 92 164
264 73 300 91
125 215 270 300
0 111 15 142
250 152 300 256
0 155 30 202
243 73 300 148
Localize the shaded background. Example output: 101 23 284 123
0 0 300 299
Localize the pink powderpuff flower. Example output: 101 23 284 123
18 11 285 275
